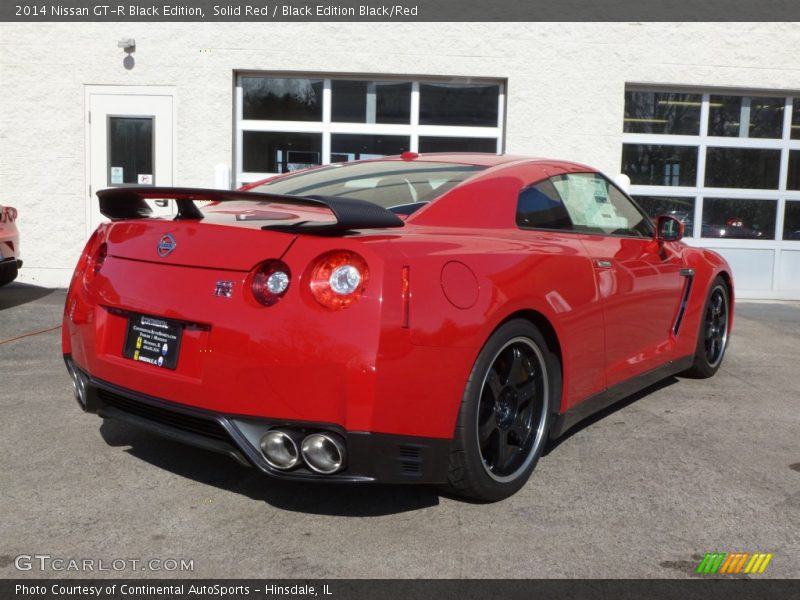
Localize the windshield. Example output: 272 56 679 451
246 160 485 212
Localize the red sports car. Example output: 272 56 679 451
62 154 733 501
0 204 22 286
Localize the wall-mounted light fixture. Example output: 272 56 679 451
118 38 135 70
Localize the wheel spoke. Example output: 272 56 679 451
478 412 499 445
510 422 532 448
713 292 723 313
516 382 536 406
494 431 512 471
504 347 524 386
705 320 714 339
486 369 503 401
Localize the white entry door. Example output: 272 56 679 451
87 88 175 232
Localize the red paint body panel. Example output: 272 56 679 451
63 155 734 447
0 204 21 285
0 205 21 260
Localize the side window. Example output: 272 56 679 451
516 178 573 230
551 172 652 237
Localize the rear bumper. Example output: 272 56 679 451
65 355 451 485
0 257 21 269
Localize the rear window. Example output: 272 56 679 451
246 160 485 212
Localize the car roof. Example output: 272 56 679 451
378 152 593 172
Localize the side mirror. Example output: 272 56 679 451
656 215 684 242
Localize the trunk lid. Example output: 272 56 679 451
105 216 298 271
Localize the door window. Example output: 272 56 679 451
551 173 652 237
107 116 154 186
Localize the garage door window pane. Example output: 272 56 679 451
633 196 696 236
791 101 800 140
623 91 701 135
702 198 776 239
243 132 322 173
785 150 800 190
784 201 800 240
108 116 153 185
331 81 411 124
621 144 698 187
419 83 499 126
704 147 780 189
330 134 409 162
708 95 784 139
242 77 323 121
418 136 497 153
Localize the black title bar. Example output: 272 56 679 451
4 579 799 600
3 0 800 22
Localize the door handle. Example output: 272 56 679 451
154 200 169 207
594 259 613 269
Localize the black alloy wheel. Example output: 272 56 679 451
445 319 560 502
683 276 731 379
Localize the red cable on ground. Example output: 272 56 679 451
0 325 61 346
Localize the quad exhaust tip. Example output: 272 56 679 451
67 362 89 409
259 429 346 475
301 432 346 475
259 430 301 470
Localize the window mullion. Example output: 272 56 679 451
410 81 420 153
322 79 332 165
693 94 711 238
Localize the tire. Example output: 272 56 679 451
444 319 561 502
0 262 18 287
682 276 730 379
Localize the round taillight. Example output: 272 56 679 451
309 250 369 310
2 206 17 222
251 260 291 306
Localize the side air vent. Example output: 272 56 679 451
401 461 422 475
398 445 423 476
399 446 421 459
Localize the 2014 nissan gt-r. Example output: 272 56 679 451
62 153 733 501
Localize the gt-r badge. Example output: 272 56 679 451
156 233 177 257
214 280 235 298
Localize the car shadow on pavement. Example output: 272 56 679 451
99 420 440 516
542 375 681 456
0 283 55 310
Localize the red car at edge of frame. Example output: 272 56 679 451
0 204 22 286
62 153 733 501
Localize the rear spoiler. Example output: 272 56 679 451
96 187 404 233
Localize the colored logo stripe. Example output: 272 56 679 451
744 553 773 574
697 552 773 574
697 553 726 574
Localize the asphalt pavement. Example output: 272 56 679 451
1 284 798 578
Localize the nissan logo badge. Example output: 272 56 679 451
157 233 177 257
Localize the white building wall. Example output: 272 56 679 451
2 22 800 289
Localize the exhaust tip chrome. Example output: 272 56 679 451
301 433 346 475
259 430 301 470
67 363 88 408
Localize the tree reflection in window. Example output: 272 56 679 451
624 91 701 135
